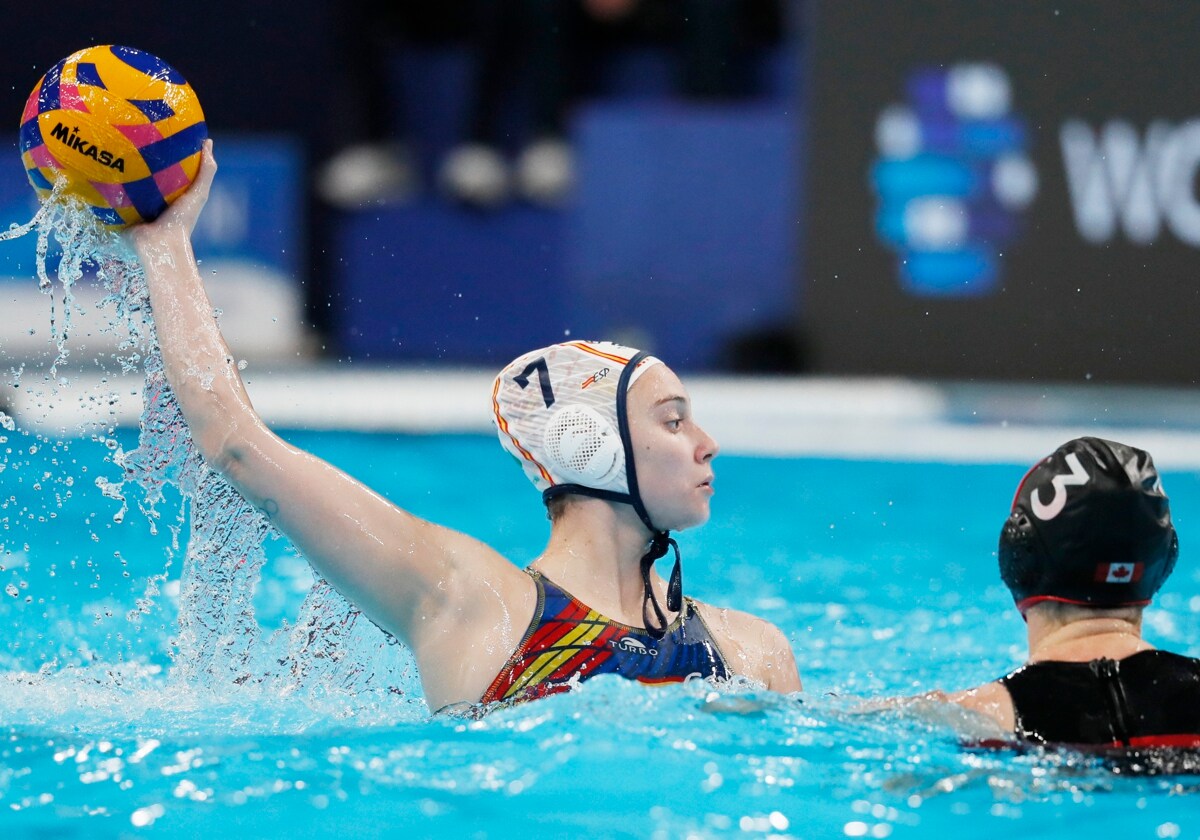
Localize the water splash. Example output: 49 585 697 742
2 194 413 715
270 578 417 715
0 184 116 375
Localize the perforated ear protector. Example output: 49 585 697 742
542 404 623 488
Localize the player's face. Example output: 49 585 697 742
626 365 718 531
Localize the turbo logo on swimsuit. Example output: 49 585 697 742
611 637 658 656
49 122 126 171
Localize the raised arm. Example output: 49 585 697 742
125 143 531 687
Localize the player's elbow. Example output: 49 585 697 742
171 374 263 467
186 406 269 484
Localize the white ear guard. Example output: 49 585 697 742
543 405 623 489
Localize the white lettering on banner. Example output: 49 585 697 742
1161 120 1200 243
1061 118 1200 247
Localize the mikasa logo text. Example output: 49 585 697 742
49 123 125 171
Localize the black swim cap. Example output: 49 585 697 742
998 437 1178 613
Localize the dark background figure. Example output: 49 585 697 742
314 1 477 209
308 1 476 339
441 0 785 207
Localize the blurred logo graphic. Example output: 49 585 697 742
870 63 1037 296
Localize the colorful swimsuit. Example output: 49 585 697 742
999 650 1200 748
481 570 731 705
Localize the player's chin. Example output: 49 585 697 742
674 501 712 531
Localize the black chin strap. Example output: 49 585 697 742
640 531 683 639
615 351 686 639
542 350 686 639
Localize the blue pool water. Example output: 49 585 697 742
1 425 1198 837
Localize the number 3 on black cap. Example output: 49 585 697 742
1031 453 1090 521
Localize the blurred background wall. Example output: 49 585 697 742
806 1 1200 385
0 1 1197 384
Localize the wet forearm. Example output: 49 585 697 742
133 224 256 465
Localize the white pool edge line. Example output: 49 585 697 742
10 368 1200 468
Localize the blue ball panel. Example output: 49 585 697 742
138 121 207 173
122 174 168 222
74 62 107 89
110 45 185 85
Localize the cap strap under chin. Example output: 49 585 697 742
616 350 659 535
619 351 688 639
542 484 632 507
640 533 683 640
542 350 686 640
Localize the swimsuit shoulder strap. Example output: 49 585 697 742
478 568 548 703
678 596 733 673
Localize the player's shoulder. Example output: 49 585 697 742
692 599 785 643
691 599 800 691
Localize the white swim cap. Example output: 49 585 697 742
492 340 661 502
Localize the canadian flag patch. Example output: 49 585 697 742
1094 562 1144 583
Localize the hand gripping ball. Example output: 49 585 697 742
18 45 207 229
